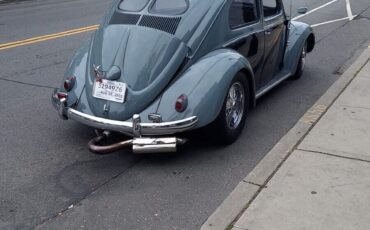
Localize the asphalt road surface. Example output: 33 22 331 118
0 0 370 229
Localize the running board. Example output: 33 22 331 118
256 71 292 99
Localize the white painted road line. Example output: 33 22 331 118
311 15 357 27
345 0 355 20
293 0 357 28
292 0 338 21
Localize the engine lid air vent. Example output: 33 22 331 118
139 15 181 35
110 13 141 25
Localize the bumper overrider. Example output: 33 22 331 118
52 92 198 154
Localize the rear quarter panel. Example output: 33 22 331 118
154 49 254 128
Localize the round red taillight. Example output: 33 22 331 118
57 92 68 100
64 76 76 91
175 94 188 113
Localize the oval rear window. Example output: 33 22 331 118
150 0 189 15
119 0 150 12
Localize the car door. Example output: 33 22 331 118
226 0 264 80
258 0 286 88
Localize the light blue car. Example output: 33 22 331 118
52 0 315 154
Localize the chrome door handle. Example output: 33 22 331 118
265 30 272 35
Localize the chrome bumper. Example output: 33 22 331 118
53 96 198 137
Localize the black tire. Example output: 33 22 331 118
211 72 250 145
291 41 307 80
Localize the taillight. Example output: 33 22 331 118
57 92 68 100
64 76 76 91
175 94 188 113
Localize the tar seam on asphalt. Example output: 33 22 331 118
0 77 56 89
0 58 70 89
316 5 370 44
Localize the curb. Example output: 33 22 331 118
201 46 370 230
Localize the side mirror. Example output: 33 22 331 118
297 7 308 14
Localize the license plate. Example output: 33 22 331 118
93 79 127 103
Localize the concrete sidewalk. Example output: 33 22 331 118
232 49 370 229
202 46 370 230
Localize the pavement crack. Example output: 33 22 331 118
243 180 265 188
33 157 144 229
0 77 56 89
297 148 370 163
342 105 370 110
2 59 68 78
354 15 370 20
27 59 68 73
229 226 248 230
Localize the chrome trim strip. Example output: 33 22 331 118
264 18 285 30
222 28 265 48
255 72 291 99
264 11 284 23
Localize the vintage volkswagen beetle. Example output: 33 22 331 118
52 0 315 154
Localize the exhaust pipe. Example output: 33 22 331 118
88 134 133 154
133 137 187 154
88 134 187 154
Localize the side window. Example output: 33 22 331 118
263 0 281 18
229 0 259 29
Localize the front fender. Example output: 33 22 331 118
285 21 315 72
156 49 255 128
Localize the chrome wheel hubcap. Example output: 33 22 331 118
225 82 245 129
301 45 307 72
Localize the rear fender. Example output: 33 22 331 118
52 41 90 109
155 49 255 128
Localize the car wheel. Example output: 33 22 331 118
291 41 307 80
212 72 250 145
